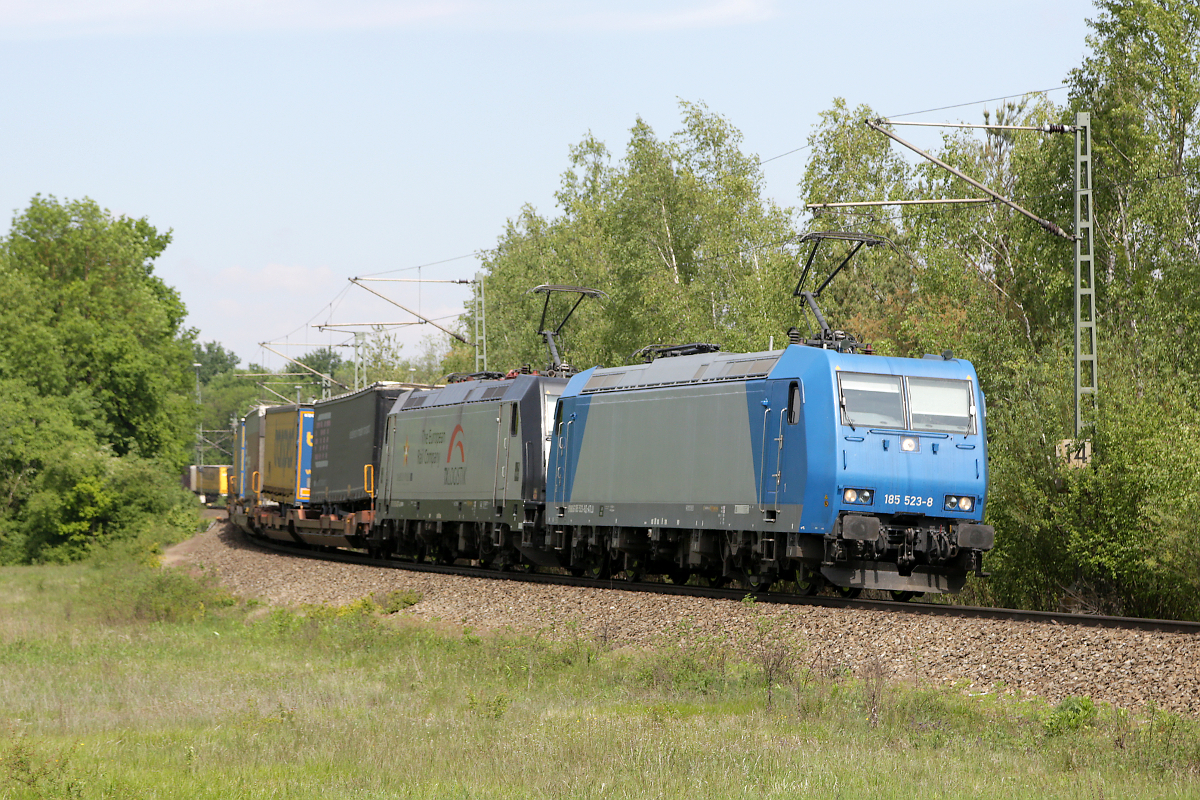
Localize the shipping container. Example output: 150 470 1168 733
310 383 409 508
240 405 271 499
198 465 230 498
261 404 314 504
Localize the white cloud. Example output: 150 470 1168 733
2 0 777 38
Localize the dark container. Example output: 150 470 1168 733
310 382 409 508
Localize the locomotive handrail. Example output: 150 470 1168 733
773 408 786 516
867 429 951 438
492 407 505 511
554 417 574 506
757 403 771 514
363 464 375 499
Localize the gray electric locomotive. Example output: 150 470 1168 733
373 372 566 567
369 285 602 568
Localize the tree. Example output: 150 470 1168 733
193 341 241 383
470 101 800 373
0 195 195 466
796 3 1200 617
0 196 198 563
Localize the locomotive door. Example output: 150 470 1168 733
492 402 520 515
758 380 801 516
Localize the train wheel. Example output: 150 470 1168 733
582 555 610 580
794 567 821 596
667 568 691 586
889 591 917 602
619 556 644 582
836 586 863 599
743 572 773 593
707 574 730 589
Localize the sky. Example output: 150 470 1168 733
0 0 1097 372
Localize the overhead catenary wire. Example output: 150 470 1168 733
257 84 1085 356
885 86 1068 119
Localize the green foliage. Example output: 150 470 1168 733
469 101 799 373
192 340 240 383
18 452 195 565
0 195 194 466
1 736 83 799
77 558 237 625
0 197 200 564
1045 696 1099 736
378 588 423 613
465 692 511 719
195 368 263 438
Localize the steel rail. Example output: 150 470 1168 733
236 527 1200 636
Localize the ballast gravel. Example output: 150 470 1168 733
166 522 1200 716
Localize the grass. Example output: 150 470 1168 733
1 555 1198 798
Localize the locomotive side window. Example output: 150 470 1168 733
787 382 802 425
908 377 974 434
838 373 905 429
510 402 519 436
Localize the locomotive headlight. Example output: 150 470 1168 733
900 436 919 452
945 495 976 513
842 488 874 505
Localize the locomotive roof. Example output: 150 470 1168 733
565 345 980 398
575 350 785 395
390 373 567 413
314 381 415 407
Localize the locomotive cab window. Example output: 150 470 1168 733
908 377 974 434
510 402 519 436
838 373 905 429
787 382 802 425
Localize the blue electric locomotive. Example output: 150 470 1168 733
546 342 993 595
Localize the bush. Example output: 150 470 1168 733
1045 696 1098 736
80 560 237 625
17 448 196 564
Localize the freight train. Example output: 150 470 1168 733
226 258 995 598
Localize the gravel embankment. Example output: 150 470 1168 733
165 522 1200 716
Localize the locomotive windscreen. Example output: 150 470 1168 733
839 373 905 428
908 377 974 434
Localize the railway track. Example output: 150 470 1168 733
241 529 1200 636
